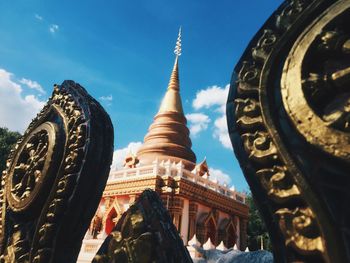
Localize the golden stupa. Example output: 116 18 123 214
137 28 197 169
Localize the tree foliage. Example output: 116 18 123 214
0 127 21 173
246 192 271 251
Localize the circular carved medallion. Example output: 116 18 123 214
6 122 58 213
281 0 350 160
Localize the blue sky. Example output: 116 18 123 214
0 0 283 191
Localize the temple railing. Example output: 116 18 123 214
107 161 245 203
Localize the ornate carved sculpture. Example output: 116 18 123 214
93 189 192 263
227 0 350 262
123 153 139 168
0 81 114 262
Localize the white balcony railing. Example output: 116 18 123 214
107 160 246 204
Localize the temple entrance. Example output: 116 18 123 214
226 223 236 248
206 217 217 245
105 207 118 235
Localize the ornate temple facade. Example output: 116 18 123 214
78 31 248 262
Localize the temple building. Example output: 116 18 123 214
78 30 248 262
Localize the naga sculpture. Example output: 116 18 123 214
227 0 350 262
0 81 114 262
93 190 193 263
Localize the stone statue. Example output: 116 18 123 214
0 81 114 263
227 0 350 262
93 189 193 263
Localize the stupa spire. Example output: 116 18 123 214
167 27 181 91
174 27 182 57
137 28 196 169
159 27 183 113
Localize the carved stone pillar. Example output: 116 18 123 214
180 199 189 244
173 214 181 230
169 197 184 231
188 202 198 241
213 209 219 222
240 219 247 250
235 217 240 249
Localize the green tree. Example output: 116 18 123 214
246 191 271 251
0 127 21 173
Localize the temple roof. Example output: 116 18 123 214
137 28 197 169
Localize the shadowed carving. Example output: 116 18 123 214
0 81 113 263
227 0 350 262
93 189 193 263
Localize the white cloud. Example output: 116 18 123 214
214 115 231 149
209 168 231 185
185 113 210 136
111 142 142 171
99 95 113 106
35 14 43 21
19 78 45 94
0 69 46 132
49 24 59 33
192 85 229 111
189 84 232 149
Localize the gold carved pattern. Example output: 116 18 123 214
237 61 260 96
5 123 56 214
0 84 87 261
242 131 278 163
256 166 300 203
235 98 263 130
10 130 48 203
30 85 88 262
228 0 333 261
276 207 324 255
0 81 113 263
93 190 192 262
103 177 161 197
94 211 156 263
281 1 350 161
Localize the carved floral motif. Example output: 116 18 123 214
276 207 324 255
256 166 300 202
0 81 113 263
227 0 350 262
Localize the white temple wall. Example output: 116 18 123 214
180 198 189 244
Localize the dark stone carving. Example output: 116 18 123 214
252 30 279 62
93 189 193 263
0 81 114 262
227 0 350 262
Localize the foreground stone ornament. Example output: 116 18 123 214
0 81 114 262
227 0 350 262
93 189 193 263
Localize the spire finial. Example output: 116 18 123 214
174 27 182 57
164 27 182 93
